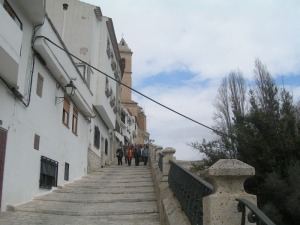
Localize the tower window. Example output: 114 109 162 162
122 58 125 69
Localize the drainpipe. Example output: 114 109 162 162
61 3 68 41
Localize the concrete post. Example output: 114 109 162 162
161 147 176 179
202 159 256 225
155 145 163 162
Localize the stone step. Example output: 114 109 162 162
34 192 156 203
12 200 159 216
82 174 153 180
65 181 154 189
1 162 161 224
53 186 155 194
0 211 161 225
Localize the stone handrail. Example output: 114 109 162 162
149 145 275 225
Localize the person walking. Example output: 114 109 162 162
140 145 145 163
116 145 123 165
143 145 149 166
134 145 141 166
124 145 128 165
127 145 134 166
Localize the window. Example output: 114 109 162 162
72 108 78 135
111 61 116 71
64 163 69 181
105 139 108 155
94 126 100 149
3 0 22 30
122 58 125 69
62 98 70 127
34 134 40 150
40 156 58 189
36 73 44 97
86 67 92 89
76 64 92 89
121 112 126 124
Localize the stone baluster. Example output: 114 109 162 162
202 159 257 225
161 147 176 180
155 145 163 162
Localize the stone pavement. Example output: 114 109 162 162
0 162 161 225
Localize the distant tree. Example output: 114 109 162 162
213 70 247 158
190 59 300 225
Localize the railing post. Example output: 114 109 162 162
161 147 176 180
202 159 256 225
155 145 163 162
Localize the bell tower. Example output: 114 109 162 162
118 38 149 144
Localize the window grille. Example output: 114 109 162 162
40 156 58 189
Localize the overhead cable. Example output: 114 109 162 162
33 36 228 138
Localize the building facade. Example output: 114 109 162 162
0 0 144 211
0 0 96 211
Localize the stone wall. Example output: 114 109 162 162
87 148 101 173
149 146 190 225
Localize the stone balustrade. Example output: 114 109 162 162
149 145 260 225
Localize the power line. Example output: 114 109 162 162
33 36 228 138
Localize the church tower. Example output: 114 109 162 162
118 38 149 144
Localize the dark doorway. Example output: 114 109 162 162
0 128 8 210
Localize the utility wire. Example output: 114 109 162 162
33 36 228 138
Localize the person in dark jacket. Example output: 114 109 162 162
116 146 123 165
133 145 141 166
142 145 149 166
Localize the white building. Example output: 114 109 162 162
0 0 137 211
46 0 128 168
0 0 96 211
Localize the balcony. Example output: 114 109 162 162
33 17 93 118
0 5 22 86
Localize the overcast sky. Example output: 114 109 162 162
82 0 300 160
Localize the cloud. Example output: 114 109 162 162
82 0 300 160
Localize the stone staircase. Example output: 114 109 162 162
0 163 161 225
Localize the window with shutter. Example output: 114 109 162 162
62 98 70 127
64 163 69 181
34 134 40 150
36 74 44 97
3 0 22 30
94 126 100 149
72 108 78 135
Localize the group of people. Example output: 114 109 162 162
115 144 149 166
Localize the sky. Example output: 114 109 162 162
82 0 300 160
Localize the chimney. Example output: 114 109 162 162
61 3 68 41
